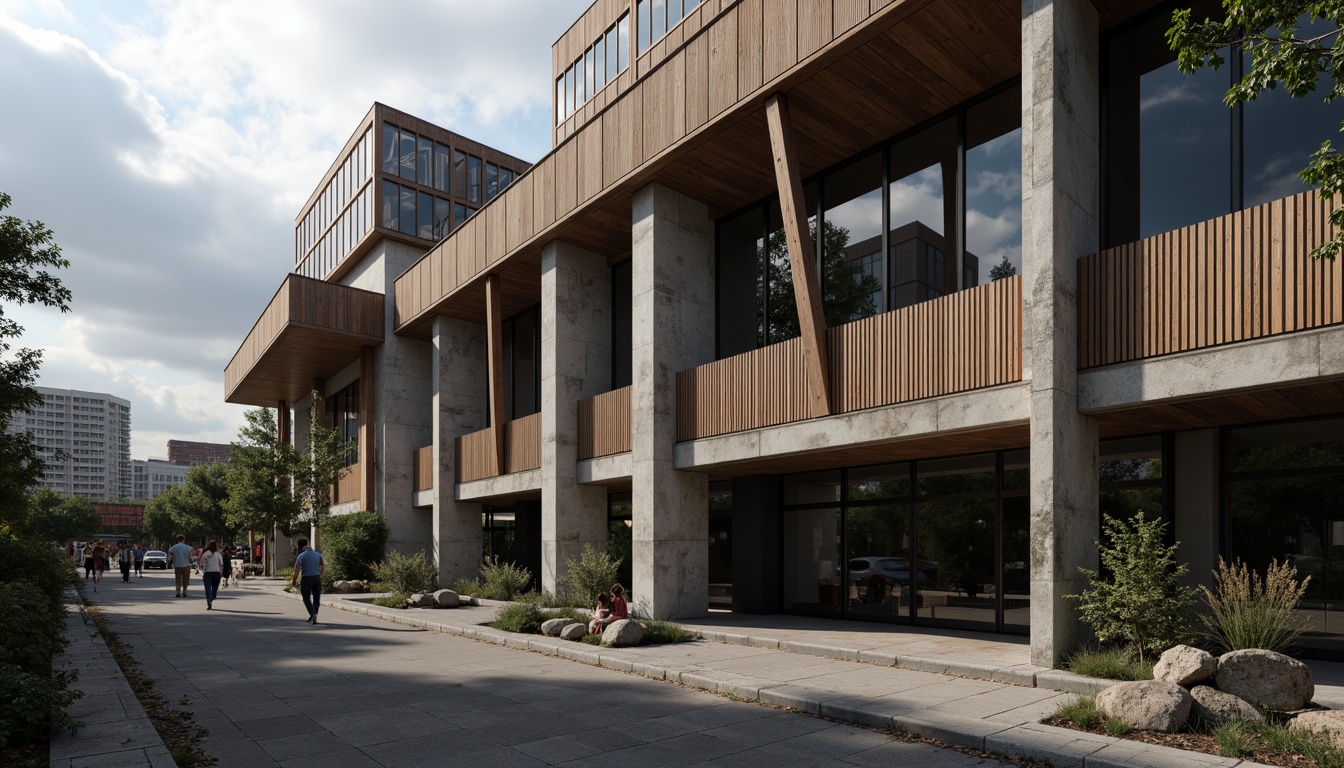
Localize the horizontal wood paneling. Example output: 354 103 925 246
455 412 543 483
1079 190 1343 369
413 445 434 492
578 386 633 459
676 277 1022 440
333 462 360 505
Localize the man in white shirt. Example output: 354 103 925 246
168 535 194 598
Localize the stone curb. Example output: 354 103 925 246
49 587 176 768
272 588 1275 768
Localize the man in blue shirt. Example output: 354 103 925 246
291 538 324 624
168 535 194 598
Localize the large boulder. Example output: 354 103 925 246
1095 681 1192 732
1189 685 1264 727
1290 711 1344 750
601 619 644 648
560 622 587 641
1153 645 1217 686
406 592 434 608
432 589 460 609
540 618 572 637
1216 649 1314 711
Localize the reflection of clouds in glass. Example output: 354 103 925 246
1247 155 1311 206
888 168 944 234
972 131 1017 157
966 208 1020 256
1140 79 1209 113
968 169 1020 200
825 191 881 242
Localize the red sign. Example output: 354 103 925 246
94 502 144 529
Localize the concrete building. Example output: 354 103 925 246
10 386 132 499
131 459 190 501
166 440 230 466
227 1 1344 665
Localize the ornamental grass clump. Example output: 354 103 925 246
1067 511 1197 664
369 550 437 595
1201 557 1310 653
477 556 533 601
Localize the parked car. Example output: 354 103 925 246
143 550 169 570
847 556 929 586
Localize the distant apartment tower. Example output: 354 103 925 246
9 387 133 499
166 440 231 466
132 458 190 501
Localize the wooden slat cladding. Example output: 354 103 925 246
225 274 384 404
1078 190 1343 369
333 462 361 505
578 386 633 459
676 276 1022 440
455 413 544 483
413 445 434 492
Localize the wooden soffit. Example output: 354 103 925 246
224 274 384 407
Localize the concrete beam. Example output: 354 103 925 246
485 274 506 476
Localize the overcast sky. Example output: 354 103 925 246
0 0 590 460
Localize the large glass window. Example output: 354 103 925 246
608 493 633 591
399 185 416 235
1099 435 1168 533
618 14 630 72
611 260 633 389
453 150 468 200
502 306 540 420
965 88 1022 284
417 135 432 186
889 117 956 308
486 163 499 201
326 382 360 468
821 153 883 325
434 142 452 194
467 155 482 204
398 127 417 181
381 123 399 175
1224 417 1344 658
417 191 433 240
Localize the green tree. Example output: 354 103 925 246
323 510 388 581
292 397 354 539
0 193 72 532
759 220 882 343
225 407 302 552
989 253 1017 281
1068 511 1199 663
144 463 236 545
27 489 99 543
1168 1 1344 259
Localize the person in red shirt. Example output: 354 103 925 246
610 583 629 619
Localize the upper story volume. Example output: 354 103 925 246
294 103 532 284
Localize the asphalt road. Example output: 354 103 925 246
86 571 1014 767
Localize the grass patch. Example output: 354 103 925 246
371 593 409 608
1214 721 1255 758
1049 695 1100 729
640 619 694 645
492 603 562 634
580 634 602 645
1103 717 1132 737
1064 645 1154 681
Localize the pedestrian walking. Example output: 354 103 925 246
169 535 193 598
91 542 106 592
133 544 144 578
221 546 233 588
199 541 223 610
290 538 324 624
82 542 94 581
117 542 133 582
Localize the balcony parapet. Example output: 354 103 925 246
1079 189 1342 369
456 412 542 483
578 386 632 459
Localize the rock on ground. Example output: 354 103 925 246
1216 649 1314 711
432 589 460 608
1095 680 1192 732
1189 685 1264 727
1153 645 1217 686
406 592 434 608
540 618 572 637
560 622 587 641
1290 711 1344 750
601 619 644 648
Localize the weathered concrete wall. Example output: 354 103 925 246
1022 0 1101 668
541 240 612 593
432 315 488 586
1174 429 1219 591
630 183 715 619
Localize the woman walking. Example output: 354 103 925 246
91 542 106 592
199 540 223 610
82 542 94 581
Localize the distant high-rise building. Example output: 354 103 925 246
132 458 190 501
166 439 231 466
8 386 132 499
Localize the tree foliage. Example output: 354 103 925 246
224 407 301 537
1169 1 1344 259
759 220 882 344
0 193 72 531
1068 511 1198 663
323 510 388 581
144 463 236 545
26 489 99 543
989 253 1018 281
292 397 353 531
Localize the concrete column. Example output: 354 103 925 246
630 183 715 619
541 240 612 593
432 315 488 586
1023 0 1102 667
1175 429 1220 590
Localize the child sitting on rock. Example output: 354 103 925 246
610 583 629 620
588 592 613 635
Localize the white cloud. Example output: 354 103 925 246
0 0 588 460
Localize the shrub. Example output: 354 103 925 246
370 550 437 594
322 511 389 581
372 593 409 609
1051 695 1099 728
275 567 293 579
492 602 547 634
449 578 483 596
478 556 532 601
0 582 66 673
517 590 588 609
0 665 81 748
640 619 693 645
562 544 621 608
1067 511 1197 663
1064 645 1154 681
1201 557 1310 653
